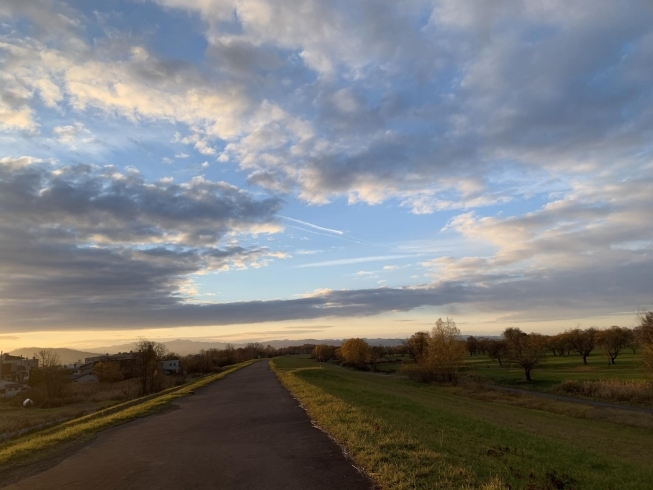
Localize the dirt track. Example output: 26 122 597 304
3 361 372 490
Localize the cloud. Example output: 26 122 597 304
3 0 651 213
0 156 288 331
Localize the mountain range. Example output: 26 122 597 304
9 338 406 361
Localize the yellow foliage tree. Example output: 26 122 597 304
339 338 370 367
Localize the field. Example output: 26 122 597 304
370 350 650 399
273 356 653 490
465 350 647 389
0 379 142 440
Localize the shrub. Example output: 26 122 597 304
556 379 653 405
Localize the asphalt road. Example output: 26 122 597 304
5 361 372 490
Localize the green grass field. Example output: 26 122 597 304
370 350 649 390
273 356 653 490
465 349 648 389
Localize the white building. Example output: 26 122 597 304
161 359 180 374
0 379 26 398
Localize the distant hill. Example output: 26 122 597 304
8 347 99 365
87 337 406 356
86 339 231 356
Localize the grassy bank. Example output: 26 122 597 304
0 360 256 467
272 356 653 489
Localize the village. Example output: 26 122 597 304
0 352 180 399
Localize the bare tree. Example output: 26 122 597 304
403 331 430 364
597 326 631 365
503 328 545 381
487 339 508 367
635 310 653 372
566 327 598 365
35 350 67 398
465 336 479 357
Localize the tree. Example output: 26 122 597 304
597 326 630 365
547 333 571 357
340 338 370 368
503 328 545 381
311 344 336 362
35 350 68 398
566 327 598 365
635 310 653 373
403 331 429 363
427 318 466 382
134 339 167 395
465 336 479 357
487 339 508 367
93 361 124 384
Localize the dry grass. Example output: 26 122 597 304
449 385 653 429
272 360 503 490
555 379 653 405
0 360 256 467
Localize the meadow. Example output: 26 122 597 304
273 356 653 490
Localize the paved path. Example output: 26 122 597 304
5 361 372 490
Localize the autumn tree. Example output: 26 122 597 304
403 331 429 363
547 333 571 357
503 328 545 381
312 344 336 362
340 338 370 368
597 326 631 365
487 339 508 367
566 327 598 365
635 310 653 372
465 336 479 356
135 339 167 395
427 318 466 382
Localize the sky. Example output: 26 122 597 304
0 0 652 350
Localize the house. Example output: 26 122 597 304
160 359 180 375
84 352 138 378
68 362 96 382
0 353 38 384
0 379 27 398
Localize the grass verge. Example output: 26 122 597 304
0 360 256 467
272 356 653 490
272 357 501 490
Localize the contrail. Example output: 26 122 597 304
280 216 344 235
294 254 417 268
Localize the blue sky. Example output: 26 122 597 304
0 0 652 349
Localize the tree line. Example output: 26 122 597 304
310 310 653 384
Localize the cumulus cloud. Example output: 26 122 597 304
0 1 651 331
0 157 287 331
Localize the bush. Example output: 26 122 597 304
400 363 435 382
556 379 653 405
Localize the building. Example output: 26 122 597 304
72 372 99 383
68 362 96 382
0 353 38 384
0 379 27 398
84 352 138 379
160 359 180 375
